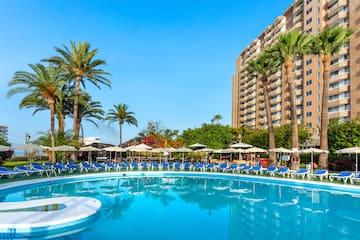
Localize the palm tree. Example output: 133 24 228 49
211 114 223 124
105 104 138 146
43 41 111 138
8 64 65 162
246 51 280 164
76 92 105 142
271 30 312 168
311 26 354 169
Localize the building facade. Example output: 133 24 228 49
232 0 360 134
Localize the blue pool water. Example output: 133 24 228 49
1 173 360 240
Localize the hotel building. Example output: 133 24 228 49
232 0 360 135
0 125 8 141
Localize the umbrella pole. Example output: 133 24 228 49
356 153 358 175
311 152 313 174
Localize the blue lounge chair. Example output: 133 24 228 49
0 167 26 178
204 163 215 172
193 162 204 171
352 173 360 183
183 162 192 171
219 163 228 172
250 165 263 175
80 161 96 172
93 162 105 171
274 167 290 177
14 165 41 176
139 162 148 171
31 163 52 176
160 162 169 170
241 165 252 173
291 168 309 179
329 171 354 184
152 162 160 170
227 163 239 173
308 169 328 181
130 162 139 171
174 162 182 170
263 166 277 175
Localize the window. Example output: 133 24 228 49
306 112 312 117
306 0 312 4
329 107 339 112
306 18 313 25
296 105 303 110
306 28 313 33
344 79 350 85
345 104 350 111
344 92 350 98
306 69 313 75
330 82 339 89
306 90 312 96
306 101 312 106
306 122 312 128
344 67 350 73
306 59 312 65
306 80 312 86
306 7 313 15
329 94 339 101
317 105 320 112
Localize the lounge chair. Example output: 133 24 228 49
31 163 52 176
160 162 169 170
204 163 215 172
194 162 204 172
183 162 192 171
218 163 228 172
14 165 41 176
80 162 96 172
263 166 277 175
93 162 105 171
250 165 263 175
352 173 360 183
227 163 238 173
274 167 290 177
0 167 26 178
174 162 182 170
308 169 328 181
329 171 354 184
291 168 309 179
138 162 148 171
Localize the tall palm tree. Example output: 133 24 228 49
76 92 105 142
105 104 138 146
8 64 65 162
211 114 223 124
43 41 111 138
311 26 354 169
246 51 280 164
271 30 312 168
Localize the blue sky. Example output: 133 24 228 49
0 0 293 146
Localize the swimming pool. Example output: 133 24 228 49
1 172 360 239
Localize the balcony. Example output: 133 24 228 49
328 10 349 27
327 0 347 16
330 73 350 83
328 98 350 108
329 111 350 118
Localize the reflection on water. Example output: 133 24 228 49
1 176 360 239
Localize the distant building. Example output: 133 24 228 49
0 125 8 141
82 137 101 146
232 0 360 135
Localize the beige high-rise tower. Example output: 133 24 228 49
232 0 360 136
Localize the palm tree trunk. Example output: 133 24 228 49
49 100 56 163
57 112 65 134
119 123 123 146
285 59 300 169
72 76 81 138
319 55 331 169
262 78 276 165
